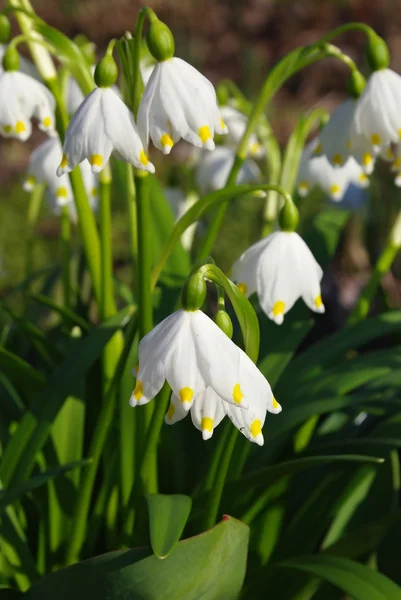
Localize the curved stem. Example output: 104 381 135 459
348 209 401 324
317 22 376 45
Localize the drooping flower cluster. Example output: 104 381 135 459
130 309 281 445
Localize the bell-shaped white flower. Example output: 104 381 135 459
130 309 281 445
220 105 263 158
196 146 261 194
353 69 401 154
24 137 98 208
0 70 55 140
297 139 369 201
57 87 155 176
232 231 325 324
137 57 228 155
66 75 85 116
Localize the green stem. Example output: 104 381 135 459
348 210 401 324
25 184 44 281
131 7 147 117
259 120 282 235
202 427 238 531
99 164 115 319
125 164 138 288
318 22 377 45
135 173 153 338
60 204 71 310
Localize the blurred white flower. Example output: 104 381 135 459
0 70 55 140
353 69 401 154
137 57 228 154
24 137 98 209
232 231 325 325
66 76 85 116
130 308 281 445
297 139 369 202
195 146 261 194
57 87 154 175
164 187 197 250
140 58 155 86
220 105 264 158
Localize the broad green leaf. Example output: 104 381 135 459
0 348 45 396
278 554 401 599
0 306 134 487
147 493 192 559
0 460 90 515
30 294 90 331
25 516 249 600
303 206 350 269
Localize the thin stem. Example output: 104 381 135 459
202 427 238 531
25 184 44 280
99 164 115 319
125 164 138 288
60 204 71 310
348 210 401 324
131 7 147 117
135 173 153 337
317 22 376 45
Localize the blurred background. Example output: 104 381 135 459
2 0 401 326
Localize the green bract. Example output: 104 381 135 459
214 309 234 339
94 54 118 87
2 45 19 71
365 31 390 70
181 273 207 311
146 16 175 61
347 69 366 98
0 14 11 44
278 198 299 232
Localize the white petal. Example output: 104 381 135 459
190 387 226 440
231 234 273 297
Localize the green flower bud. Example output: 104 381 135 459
94 54 118 87
181 273 207 311
214 309 233 339
0 15 11 44
146 15 175 62
2 45 19 72
279 198 299 232
347 70 366 98
365 32 390 71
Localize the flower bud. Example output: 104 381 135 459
365 32 389 71
2 45 19 72
279 198 299 232
94 54 118 87
214 309 233 339
146 15 175 62
0 15 11 44
181 273 207 311
347 70 366 98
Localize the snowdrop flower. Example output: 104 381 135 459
353 69 401 154
130 309 281 445
297 139 369 202
0 62 55 140
66 75 85 116
138 57 227 155
140 58 155 86
232 231 325 324
196 146 261 194
24 137 98 207
164 187 197 250
220 105 263 158
57 86 154 176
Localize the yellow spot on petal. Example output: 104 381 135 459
272 300 285 317
313 142 322 155
233 383 243 404
198 125 212 144
91 187 98 197
249 142 262 155
135 364 139 374
359 173 368 183
250 419 262 438
237 282 247 294
386 147 394 160
26 176 36 187
42 116 52 128
298 181 309 194
330 184 341 196
201 417 214 432
60 153 68 168
167 402 175 420
179 387 194 404
2 124 13 133
371 133 381 146
56 186 68 197
139 150 149 166
332 153 343 166
220 117 226 130
273 397 279 409
160 133 173 149
15 121 26 133
90 154 103 168
133 379 143 401
363 153 372 167
314 295 323 308
393 157 401 170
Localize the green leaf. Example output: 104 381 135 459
0 460 90 515
30 293 90 331
278 554 401 599
147 493 192 559
303 206 350 269
0 348 45 396
25 516 249 600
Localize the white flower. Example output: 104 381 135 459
220 105 263 157
66 75 85 116
353 69 401 154
164 187 197 250
232 231 325 325
140 58 155 86
24 137 98 208
0 70 55 140
137 57 228 155
129 309 281 445
195 146 261 194
297 139 369 201
57 87 155 176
